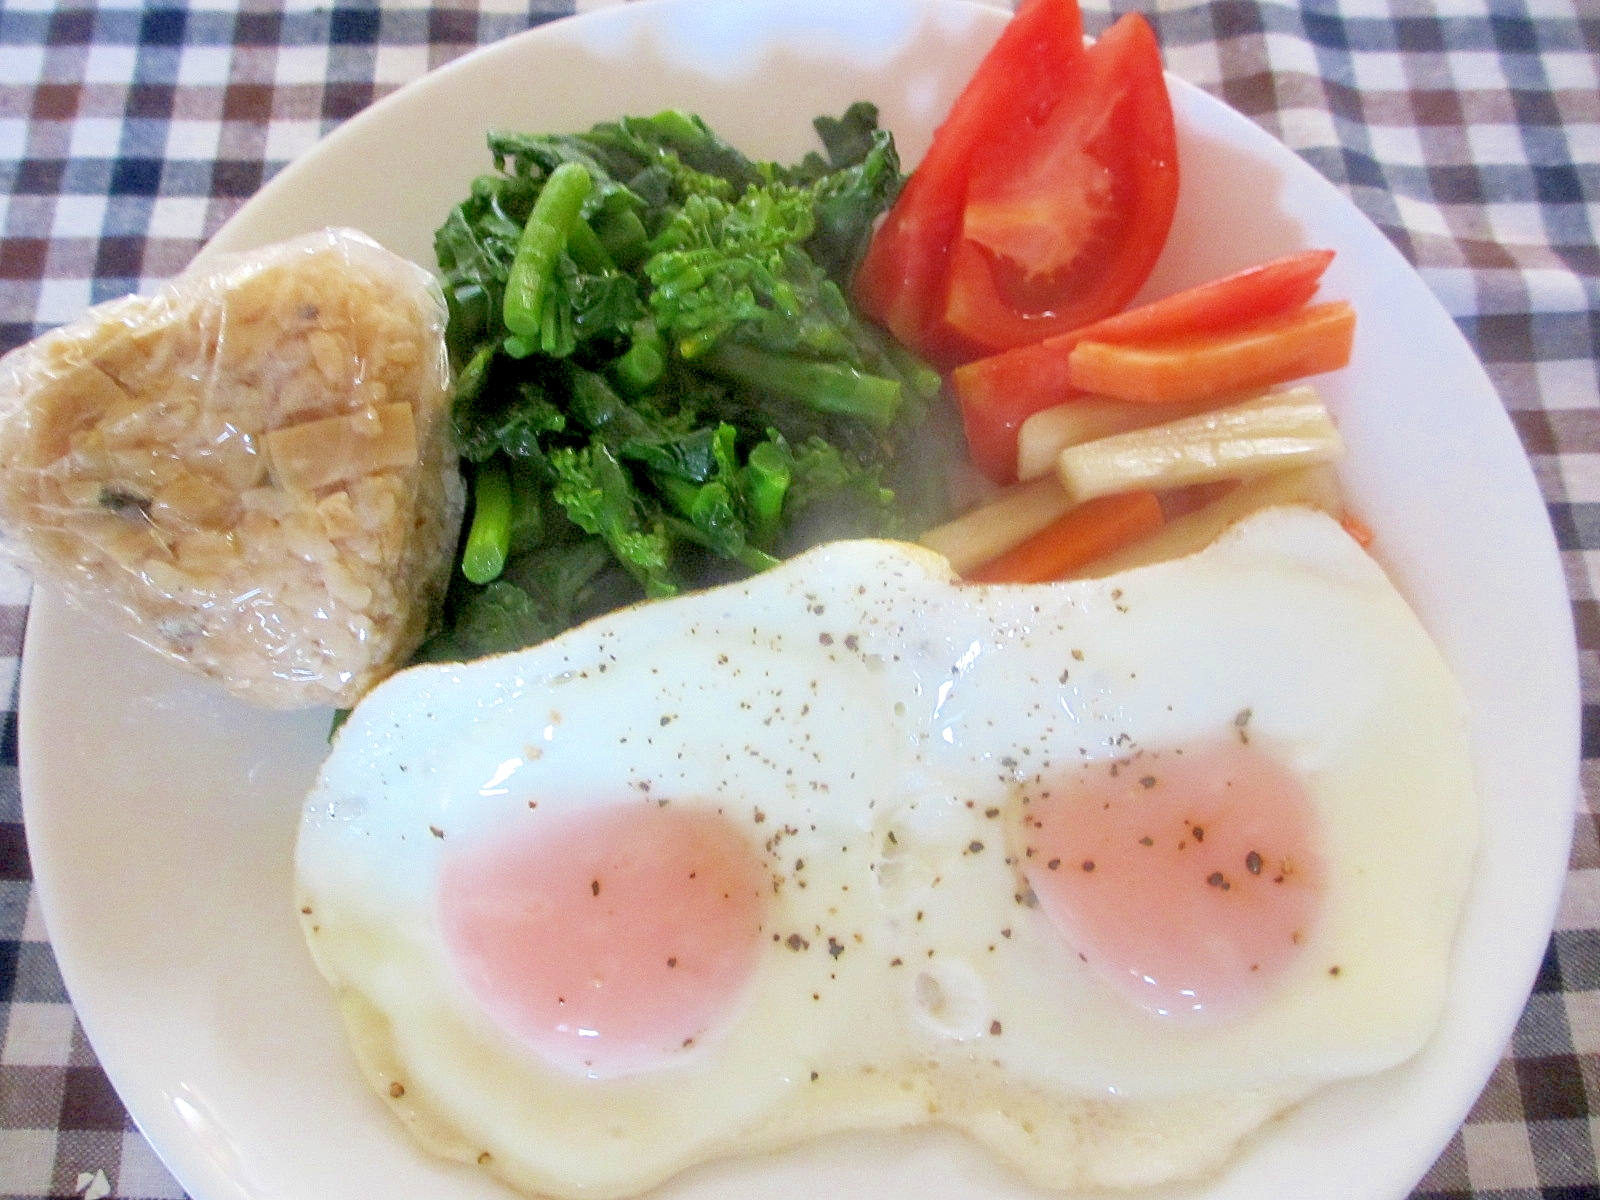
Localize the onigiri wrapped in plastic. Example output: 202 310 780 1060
0 228 465 708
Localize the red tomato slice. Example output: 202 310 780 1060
852 0 1086 362
936 12 1178 359
951 328 1085 483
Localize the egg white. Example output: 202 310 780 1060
295 504 1477 1198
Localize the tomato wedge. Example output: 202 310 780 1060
853 0 1085 361
950 249 1339 482
937 12 1178 359
854 0 1176 367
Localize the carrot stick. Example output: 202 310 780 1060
1066 301 1356 404
1340 512 1375 548
918 475 1075 574
949 249 1339 481
1072 248 1335 346
963 490 1165 583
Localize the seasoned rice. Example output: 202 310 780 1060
0 228 465 708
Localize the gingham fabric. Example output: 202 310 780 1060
0 0 1595 1196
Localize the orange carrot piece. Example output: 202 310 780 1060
1066 301 1356 404
1074 248 1336 346
1340 512 1375 548
948 249 1340 483
963 490 1165 584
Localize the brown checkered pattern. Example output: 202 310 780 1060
1 0 1595 1196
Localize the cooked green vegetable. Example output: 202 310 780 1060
702 343 904 430
503 160 594 350
423 102 957 662
461 457 513 584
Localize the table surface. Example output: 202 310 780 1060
0 0 1595 1197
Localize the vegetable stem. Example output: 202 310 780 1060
705 343 902 430
566 217 614 275
454 342 497 410
610 322 667 394
462 458 514 584
734 543 783 573
503 161 594 340
743 439 792 543
596 208 648 268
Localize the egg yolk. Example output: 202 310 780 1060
1017 737 1324 1021
437 803 768 1078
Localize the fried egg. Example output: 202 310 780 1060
294 505 1477 1198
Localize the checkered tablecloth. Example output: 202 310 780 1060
1 0 1595 1196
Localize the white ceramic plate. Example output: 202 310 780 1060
20 1 1579 1198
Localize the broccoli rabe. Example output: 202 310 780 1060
422 103 957 663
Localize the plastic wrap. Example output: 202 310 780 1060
0 228 466 709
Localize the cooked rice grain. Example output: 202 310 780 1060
0 228 465 708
